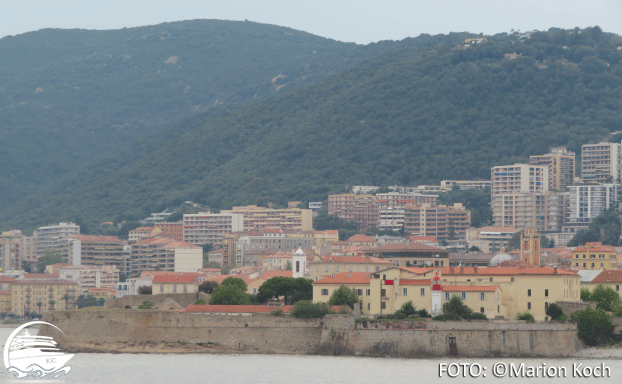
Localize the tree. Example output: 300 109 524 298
118 221 142 240
256 277 312 305
36 302 43 316
62 294 71 310
209 284 251 305
581 288 592 302
590 284 621 312
447 219 456 240
138 286 152 294
468 246 481 253
290 300 334 319
220 277 248 292
76 295 103 309
21 260 31 273
442 295 473 318
49 300 56 311
573 307 614 346
515 311 535 321
394 300 417 318
119 272 128 283
507 231 523 251
203 261 222 269
545 303 564 320
36 249 63 273
199 281 219 294
328 285 360 309
201 243 213 254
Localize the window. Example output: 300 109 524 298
591 263 595 267
601 263 605 267
544 289 548 297
445 292 450 300
349 266 353 272
461 292 467 300
421 288 425 296
357 289 363 296
335 266 340 272
366 289 371 296
527 302 531 310
296 261 300 273
382 275 386 280
183 285 187 293
252 288 257 294
381 302 386 310
583 263 586 267
617 285 620 292
489 277 493 283
375 267 380 272
321 289 329 296
511 277 515 282
480 307 485 313
367 303 370 310
381 289 386 297
357 266 360 272
497 305 500 313
527 289 531 297
324 266 329 272
480 292 485 300
403 288 408 295
173 284 177 293
160 284 164 292
545 302 549 310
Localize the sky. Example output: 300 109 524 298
1 0 621 44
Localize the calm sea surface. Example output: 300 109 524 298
1 327 622 383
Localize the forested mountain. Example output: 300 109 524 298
3 26 622 232
0 20 455 210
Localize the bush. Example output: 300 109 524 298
433 313 460 321
580 288 592 302
557 314 569 323
209 284 250 305
328 285 360 309
591 285 622 312
138 301 155 309
400 301 417 317
515 311 535 321
138 286 152 294
443 295 473 318
417 309 431 318
195 299 206 305
199 281 219 294
271 309 284 316
291 300 335 319
465 312 488 320
573 307 614 346
545 303 564 320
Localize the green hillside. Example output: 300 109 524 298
0 19 453 210
3 26 622 231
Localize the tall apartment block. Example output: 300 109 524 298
221 205 313 231
403 203 471 241
529 147 575 192
33 222 80 258
66 235 124 268
183 212 244 246
440 180 492 191
491 193 567 232
581 141 622 184
566 184 619 224
377 192 438 231
0 230 36 271
130 237 202 277
154 221 184 241
328 194 379 230
491 164 549 196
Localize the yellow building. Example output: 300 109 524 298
152 275 199 295
222 205 313 232
580 270 622 294
308 255 392 281
0 291 11 312
346 234 377 248
571 242 619 270
201 275 265 295
313 230 339 248
313 272 373 311
11 279 79 316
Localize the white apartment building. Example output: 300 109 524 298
116 277 152 297
529 147 575 192
566 184 619 224
440 180 492 191
377 192 438 231
182 212 244 246
34 222 80 258
491 164 549 196
581 141 622 184
466 226 519 253
58 265 120 294
492 193 567 232
130 237 202 277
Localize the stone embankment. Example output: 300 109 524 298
40 311 583 358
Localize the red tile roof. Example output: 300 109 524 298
202 275 259 285
311 255 392 264
66 235 121 242
0 276 16 283
152 275 197 284
442 286 499 292
259 270 293 279
134 236 198 248
591 270 622 284
396 266 438 275
198 268 222 273
347 234 376 243
441 266 577 276
408 236 438 243
313 272 371 285
24 273 59 279
573 243 617 253
130 227 156 232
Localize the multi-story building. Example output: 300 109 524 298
377 192 438 231
359 243 450 268
308 255 392 281
33 222 80 258
221 205 313 232
182 212 244 246
581 141 622 184
403 203 471 240
491 164 549 196
571 242 619 270
235 233 315 267
0 291 10 312
130 237 202 277
128 227 161 242
466 226 520 253
152 275 198 295
154 222 184 242
529 147 575 192
328 194 379 230
440 180 492 191
116 277 152 298
65 235 124 268
0 230 36 272
58 265 120 294
491 193 567 232
566 184 619 224
11 278 79 316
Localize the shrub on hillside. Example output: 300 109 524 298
515 311 535 321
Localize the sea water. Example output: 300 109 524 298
1 327 622 383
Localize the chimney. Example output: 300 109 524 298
474 266 478 275
460 266 464 275
450 266 455 274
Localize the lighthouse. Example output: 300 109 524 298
432 271 442 316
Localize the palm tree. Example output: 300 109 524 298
49 300 56 311
62 294 70 309
36 302 43 316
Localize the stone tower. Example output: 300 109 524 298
293 247 306 278
520 226 540 266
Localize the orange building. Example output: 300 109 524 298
155 222 184 242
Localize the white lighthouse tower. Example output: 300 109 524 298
432 271 442 316
293 247 306 278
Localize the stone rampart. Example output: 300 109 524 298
105 293 209 309
555 301 596 317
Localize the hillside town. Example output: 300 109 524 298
2 140 622 323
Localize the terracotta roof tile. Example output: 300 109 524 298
311 256 392 264
400 279 432 286
24 273 59 278
259 270 293 279
442 286 499 292
313 272 371 285
152 275 197 284
0 291 10 295
591 270 622 284
441 266 577 276
347 234 376 243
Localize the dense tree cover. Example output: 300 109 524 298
327 285 360 309
437 189 492 227
290 300 334 319
76 295 105 309
4 27 622 231
437 295 487 320
256 277 313 305
572 307 615 346
208 284 250 305
0 20 458 220
567 208 621 247
545 303 564 320
198 281 219 294
583 284 622 312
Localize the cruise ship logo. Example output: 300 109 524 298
1 321 72 378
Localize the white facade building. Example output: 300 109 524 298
566 184 619 224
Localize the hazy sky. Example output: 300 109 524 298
1 0 621 44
